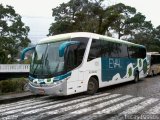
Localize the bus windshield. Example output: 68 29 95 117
30 41 66 78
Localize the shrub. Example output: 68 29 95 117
0 78 27 94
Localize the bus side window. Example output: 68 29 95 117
101 40 122 58
77 43 85 65
110 43 121 58
128 46 146 59
139 47 146 58
88 39 101 61
151 55 156 65
66 45 78 71
119 44 128 58
101 40 110 57
128 46 137 58
71 37 89 65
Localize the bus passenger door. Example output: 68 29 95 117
65 44 84 94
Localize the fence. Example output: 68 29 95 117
0 64 30 73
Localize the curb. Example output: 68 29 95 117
0 92 35 104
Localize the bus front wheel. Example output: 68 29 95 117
87 77 99 95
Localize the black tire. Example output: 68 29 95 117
134 72 139 83
151 70 155 77
87 77 99 95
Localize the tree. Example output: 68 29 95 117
48 0 160 52
105 3 135 39
0 4 30 63
106 3 154 39
129 22 160 52
154 25 160 41
48 1 150 38
48 0 112 35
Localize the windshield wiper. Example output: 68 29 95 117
54 62 60 73
44 54 51 75
32 54 44 76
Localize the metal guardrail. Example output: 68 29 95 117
0 64 30 73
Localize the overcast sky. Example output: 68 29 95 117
1 0 160 44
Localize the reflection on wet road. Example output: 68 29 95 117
0 76 160 120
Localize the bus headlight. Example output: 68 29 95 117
53 80 63 85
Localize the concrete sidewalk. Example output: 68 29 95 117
0 92 35 104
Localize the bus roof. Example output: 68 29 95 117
147 52 160 55
147 52 159 54
38 32 145 47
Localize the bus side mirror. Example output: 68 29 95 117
59 41 80 57
21 47 35 60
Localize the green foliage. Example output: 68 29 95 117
106 3 136 39
130 25 160 52
0 4 30 64
154 25 160 40
0 78 27 94
128 67 132 77
48 0 111 35
48 0 160 52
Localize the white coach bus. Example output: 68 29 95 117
21 32 147 96
147 52 160 76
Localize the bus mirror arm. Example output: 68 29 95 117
59 41 80 57
21 46 35 61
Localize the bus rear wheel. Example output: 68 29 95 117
87 77 98 95
151 70 155 76
134 72 139 83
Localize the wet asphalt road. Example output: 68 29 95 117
0 76 160 120
99 75 160 98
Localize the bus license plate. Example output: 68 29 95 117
38 88 45 94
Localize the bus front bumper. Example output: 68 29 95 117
28 80 67 96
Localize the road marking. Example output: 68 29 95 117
0 96 49 109
50 95 133 120
78 97 144 120
144 102 160 114
0 92 112 119
108 98 159 120
0 99 34 109
19 94 120 120
1 92 160 120
0 99 54 113
22 93 112 114
120 98 159 114
0 99 62 116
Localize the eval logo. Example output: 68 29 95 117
109 58 121 68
